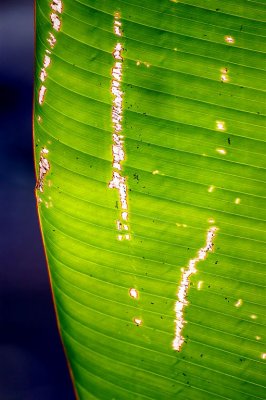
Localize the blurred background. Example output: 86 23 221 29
0 1 75 398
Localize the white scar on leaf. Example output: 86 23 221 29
173 226 218 351
108 12 130 240
38 2 63 105
36 148 50 193
51 0 63 13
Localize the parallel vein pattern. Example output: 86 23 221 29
34 1 266 399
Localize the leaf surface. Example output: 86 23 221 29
34 1 266 399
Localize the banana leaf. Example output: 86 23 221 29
34 1 266 398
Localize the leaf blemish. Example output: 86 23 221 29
38 3 62 105
50 13 61 31
36 148 50 193
129 288 139 299
173 226 218 351
50 0 63 13
109 12 130 240
38 85 47 105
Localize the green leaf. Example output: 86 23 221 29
34 1 266 399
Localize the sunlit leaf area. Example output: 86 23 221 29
34 1 266 399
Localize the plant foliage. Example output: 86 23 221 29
34 1 266 398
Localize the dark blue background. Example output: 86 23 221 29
0 1 75 398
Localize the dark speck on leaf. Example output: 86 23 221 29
216 8 220 11
200 354 203 357
133 173 139 181
228 137 231 145
151 302 154 305
115 201 119 209
240 25 243 31
215 260 218 264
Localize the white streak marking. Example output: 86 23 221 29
216 120 225 131
129 288 138 299
50 13 61 31
43 55 51 68
40 68 47 82
221 74 228 83
250 314 257 320
208 185 215 193
173 226 217 351
50 0 63 13
122 211 128 221
114 13 122 36
109 14 130 241
47 32 57 48
225 36 235 44
235 198 241 204
261 353 266 360
36 148 50 193
134 318 142 326
38 85 47 105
